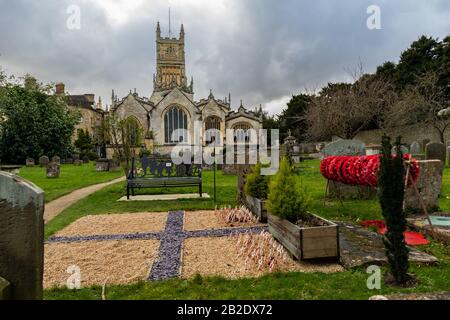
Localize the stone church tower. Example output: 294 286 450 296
154 23 193 94
107 21 263 157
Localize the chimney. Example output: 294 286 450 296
55 83 65 95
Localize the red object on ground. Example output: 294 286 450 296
320 154 420 187
360 220 429 246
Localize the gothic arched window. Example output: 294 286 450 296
233 123 252 143
164 106 188 144
205 116 222 144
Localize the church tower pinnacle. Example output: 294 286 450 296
153 22 192 94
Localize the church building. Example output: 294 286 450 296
109 22 263 156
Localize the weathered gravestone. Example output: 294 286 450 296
410 141 421 155
51 156 60 165
26 158 35 167
404 160 442 212
321 140 374 199
0 171 44 299
425 142 445 171
73 159 82 166
65 158 73 164
82 156 90 164
96 159 110 172
73 154 80 161
38 156 49 167
321 139 366 158
46 162 60 178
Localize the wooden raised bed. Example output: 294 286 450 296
268 213 339 260
245 195 267 222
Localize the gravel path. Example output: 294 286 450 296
47 232 161 244
149 211 184 281
47 210 269 281
44 176 125 224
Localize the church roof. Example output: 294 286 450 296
110 92 154 113
66 94 104 114
226 103 262 123
195 91 230 111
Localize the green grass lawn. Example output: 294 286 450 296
44 170 237 239
19 163 124 203
43 160 450 300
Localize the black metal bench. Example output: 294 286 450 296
126 157 202 200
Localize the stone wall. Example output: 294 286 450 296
354 122 448 146
0 172 44 300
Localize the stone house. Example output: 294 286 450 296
55 83 105 146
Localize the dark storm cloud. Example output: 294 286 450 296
0 0 449 115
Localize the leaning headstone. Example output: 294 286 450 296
51 156 60 165
404 160 442 212
82 156 90 164
0 171 44 299
410 141 421 155
26 158 35 167
73 159 82 166
425 142 445 171
38 156 49 167
321 139 366 158
46 162 60 178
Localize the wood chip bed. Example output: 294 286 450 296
184 210 263 231
181 236 343 279
44 239 159 289
55 212 168 237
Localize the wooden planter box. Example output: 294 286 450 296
268 213 339 260
245 195 267 222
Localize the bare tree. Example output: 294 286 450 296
305 69 397 141
102 115 144 173
382 72 449 143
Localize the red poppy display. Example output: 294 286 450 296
320 154 419 187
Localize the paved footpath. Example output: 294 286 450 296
44 176 125 224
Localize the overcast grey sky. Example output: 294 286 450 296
0 0 449 115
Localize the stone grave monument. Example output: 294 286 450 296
38 156 49 167
26 158 35 167
46 162 60 178
0 171 44 299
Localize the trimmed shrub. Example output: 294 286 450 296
378 135 410 285
267 157 310 222
244 163 269 199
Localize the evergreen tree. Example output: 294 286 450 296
0 74 79 163
378 135 410 285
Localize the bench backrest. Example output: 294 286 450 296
128 157 202 179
